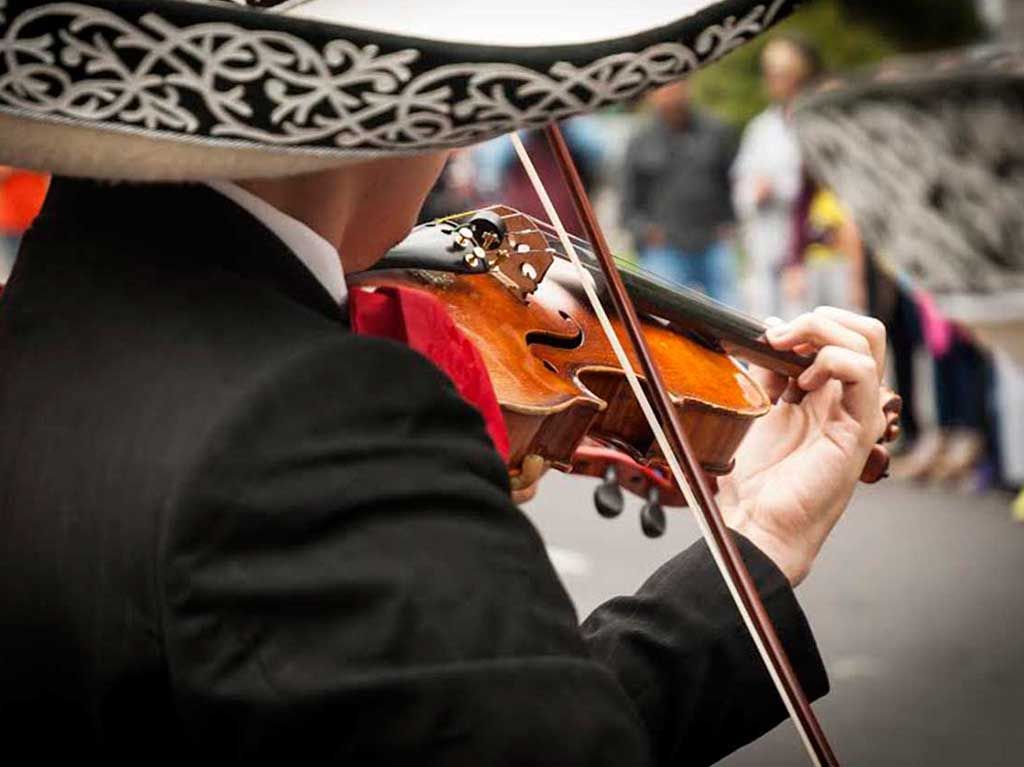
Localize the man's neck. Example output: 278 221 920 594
236 153 448 276
208 180 348 306
239 171 361 270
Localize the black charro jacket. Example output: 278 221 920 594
0 178 827 764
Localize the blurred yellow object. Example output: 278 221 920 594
805 189 846 264
1013 489 1024 523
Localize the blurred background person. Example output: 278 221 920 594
731 35 822 318
417 150 480 224
863 252 925 455
619 80 738 305
470 118 605 236
892 292 992 489
786 177 862 313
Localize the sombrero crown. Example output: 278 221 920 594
0 0 797 179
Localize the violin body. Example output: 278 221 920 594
351 206 786 508
355 260 770 474
353 205 899 514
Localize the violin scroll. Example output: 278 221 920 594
859 387 903 484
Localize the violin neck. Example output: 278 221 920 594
580 261 811 379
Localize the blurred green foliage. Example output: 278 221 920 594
691 0 983 126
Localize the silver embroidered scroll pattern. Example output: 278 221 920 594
799 99 1024 293
0 3 422 145
0 1 783 150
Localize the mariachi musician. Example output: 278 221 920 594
0 0 890 763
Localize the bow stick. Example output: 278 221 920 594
508 126 840 767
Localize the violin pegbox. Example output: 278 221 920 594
469 205 555 301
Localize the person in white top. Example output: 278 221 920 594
732 36 823 319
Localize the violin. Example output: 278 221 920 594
351 204 901 536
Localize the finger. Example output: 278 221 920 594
511 484 540 505
510 453 546 491
798 345 877 390
781 379 806 404
766 311 873 362
745 363 789 403
749 317 807 402
793 342 817 357
811 306 887 376
797 345 880 425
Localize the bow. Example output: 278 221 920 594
511 125 841 767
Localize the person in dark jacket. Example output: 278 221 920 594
0 0 887 763
622 79 739 304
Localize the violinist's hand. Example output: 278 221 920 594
718 307 889 587
510 454 549 505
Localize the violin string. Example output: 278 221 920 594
449 205 745 321
523 215 770 330
508 134 824 767
493 207 715 306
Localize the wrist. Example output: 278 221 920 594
725 506 815 587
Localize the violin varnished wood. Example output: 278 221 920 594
351 252 770 479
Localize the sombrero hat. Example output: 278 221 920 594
0 0 798 180
793 45 1024 363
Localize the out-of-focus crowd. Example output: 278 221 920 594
421 34 1024 509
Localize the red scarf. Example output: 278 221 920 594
349 285 510 460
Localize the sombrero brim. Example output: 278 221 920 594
0 0 798 179
794 46 1024 296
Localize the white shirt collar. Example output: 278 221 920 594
205 180 348 306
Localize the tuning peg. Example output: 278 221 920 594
594 465 624 519
640 486 666 538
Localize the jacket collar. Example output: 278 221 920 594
205 181 348 307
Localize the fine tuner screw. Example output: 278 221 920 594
594 465 624 519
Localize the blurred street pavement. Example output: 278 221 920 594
523 475 1024 766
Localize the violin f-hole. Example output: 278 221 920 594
524 310 585 352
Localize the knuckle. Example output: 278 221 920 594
814 304 846 321
817 345 841 366
867 317 887 343
795 314 821 337
787 313 809 331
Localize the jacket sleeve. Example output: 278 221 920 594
581 534 830 767
160 334 651 764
